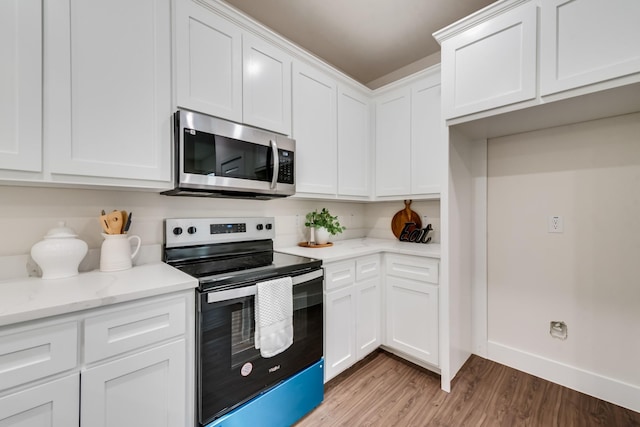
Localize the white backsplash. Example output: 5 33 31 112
0 185 439 280
365 200 441 242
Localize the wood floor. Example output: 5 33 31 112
295 351 640 427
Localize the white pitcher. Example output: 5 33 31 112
100 233 141 272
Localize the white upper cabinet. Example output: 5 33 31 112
540 0 640 96
0 0 42 174
175 0 242 122
410 75 443 196
45 0 172 185
243 33 292 135
292 61 337 195
337 85 371 198
374 66 442 199
436 0 538 120
375 87 411 197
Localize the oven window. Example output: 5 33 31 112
183 130 273 181
230 299 259 369
229 291 310 368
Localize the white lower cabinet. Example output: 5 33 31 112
324 285 356 381
355 277 380 359
0 291 193 427
81 341 185 427
384 255 439 367
0 374 79 426
324 255 380 382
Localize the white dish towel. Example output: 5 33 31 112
254 276 293 358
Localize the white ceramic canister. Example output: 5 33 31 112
31 221 88 279
99 233 141 272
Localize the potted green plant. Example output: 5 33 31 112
305 208 346 245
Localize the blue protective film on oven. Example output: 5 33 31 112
205 358 324 427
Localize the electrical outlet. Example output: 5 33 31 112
548 215 563 233
550 321 568 340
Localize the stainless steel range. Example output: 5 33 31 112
163 217 324 427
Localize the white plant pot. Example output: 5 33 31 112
315 227 331 245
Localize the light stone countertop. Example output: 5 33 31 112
276 238 440 263
0 263 198 327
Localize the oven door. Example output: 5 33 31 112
196 270 323 425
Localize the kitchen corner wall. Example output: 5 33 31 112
365 200 441 242
0 186 440 272
487 112 640 393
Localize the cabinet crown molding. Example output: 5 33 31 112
372 63 441 96
433 0 533 44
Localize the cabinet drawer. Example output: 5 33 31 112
356 255 380 281
385 255 439 284
84 295 186 364
324 260 356 291
0 321 78 392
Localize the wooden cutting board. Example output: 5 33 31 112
391 200 422 238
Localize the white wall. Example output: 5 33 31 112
487 112 640 404
0 185 364 255
0 185 440 275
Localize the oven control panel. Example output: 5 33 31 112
164 217 275 248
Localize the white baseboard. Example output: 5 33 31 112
487 341 640 413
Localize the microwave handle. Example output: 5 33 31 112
270 139 279 189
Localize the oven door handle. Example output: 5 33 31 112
206 269 323 303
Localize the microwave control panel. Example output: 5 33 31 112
278 150 294 184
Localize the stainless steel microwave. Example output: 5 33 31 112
162 110 295 199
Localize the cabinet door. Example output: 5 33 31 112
243 33 292 135
175 0 242 122
540 0 640 96
386 277 439 366
0 374 79 427
0 0 42 173
337 84 370 198
410 78 442 195
45 0 172 183
0 321 78 393
356 277 380 360
324 287 356 382
81 340 186 427
440 2 537 119
375 87 411 197
292 61 337 195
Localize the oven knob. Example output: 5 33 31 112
265 223 273 230
256 224 264 231
173 227 183 235
187 226 197 234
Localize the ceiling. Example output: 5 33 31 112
222 0 495 88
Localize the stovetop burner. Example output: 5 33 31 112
163 217 321 292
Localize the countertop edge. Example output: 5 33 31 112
0 263 198 328
276 238 441 263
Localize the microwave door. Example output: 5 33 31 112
180 131 274 193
